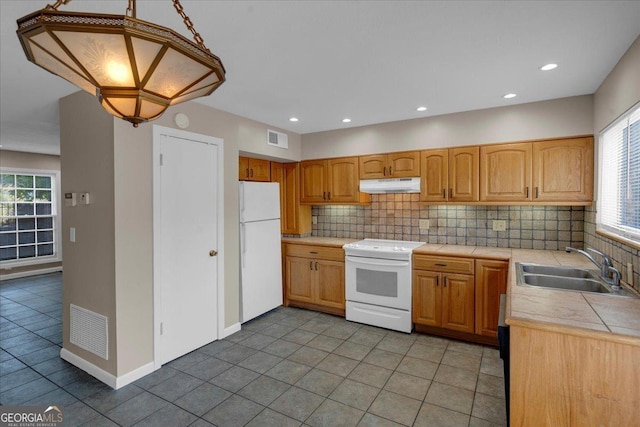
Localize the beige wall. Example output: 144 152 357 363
59 90 302 378
59 92 118 374
594 35 640 134
302 95 594 159
0 150 63 277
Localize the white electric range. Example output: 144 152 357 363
342 239 424 333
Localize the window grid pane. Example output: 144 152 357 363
0 172 56 262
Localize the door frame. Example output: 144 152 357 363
152 125 225 369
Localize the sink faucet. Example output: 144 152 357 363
565 247 621 289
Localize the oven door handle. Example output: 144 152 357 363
346 256 410 267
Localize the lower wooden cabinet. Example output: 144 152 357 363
413 270 475 334
413 254 507 344
475 259 508 338
283 243 345 315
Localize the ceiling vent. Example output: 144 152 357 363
267 129 288 149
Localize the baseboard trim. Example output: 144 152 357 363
223 322 241 338
0 266 63 281
60 348 155 390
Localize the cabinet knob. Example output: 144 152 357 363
209 250 218 257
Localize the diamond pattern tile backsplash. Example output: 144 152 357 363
311 194 585 250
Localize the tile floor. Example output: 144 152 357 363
0 273 507 426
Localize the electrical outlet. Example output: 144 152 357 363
312 216 318 225
493 220 506 231
419 219 430 230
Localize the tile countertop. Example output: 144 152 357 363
282 237 640 345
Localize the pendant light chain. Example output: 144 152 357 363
172 0 211 53
126 0 136 18
45 0 71 10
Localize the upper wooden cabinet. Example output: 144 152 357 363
300 157 368 204
239 157 271 181
532 137 593 202
479 137 594 203
480 142 532 202
420 147 479 202
359 151 420 179
271 162 311 235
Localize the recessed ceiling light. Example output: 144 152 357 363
503 93 517 99
342 118 351 123
416 106 427 112
289 117 299 122
540 63 558 71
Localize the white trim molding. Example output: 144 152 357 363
60 348 155 390
0 266 62 281
223 322 241 338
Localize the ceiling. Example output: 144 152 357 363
1 1 639 155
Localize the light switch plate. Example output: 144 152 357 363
419 219 430 230
493 220 506 231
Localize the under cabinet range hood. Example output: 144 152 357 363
359 177 421 194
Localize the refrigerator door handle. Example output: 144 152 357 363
239 182 245 222
240 223 246 267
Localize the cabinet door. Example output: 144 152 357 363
271 162 286 233
239 156 249 180
286 256 315 303
316 259 345 309
533 137 593 202
420 149 449 202
480 143 532 201
412 271 441 326
475 259 508 338
327 157 359 203
388 151 420 177
300 160 327 203
284 163 311 234
248 158 271 182
359 154 387 179
449 147 479 202
441 273 475 333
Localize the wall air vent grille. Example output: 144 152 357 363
267 129 288 149
70 304 108 360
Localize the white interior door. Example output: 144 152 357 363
154 128 223 365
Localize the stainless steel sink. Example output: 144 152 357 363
515 262 638 298
521 264 597 279
522 275 610 293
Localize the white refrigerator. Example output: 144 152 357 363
239 181 283 322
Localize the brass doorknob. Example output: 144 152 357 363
209 250 218 257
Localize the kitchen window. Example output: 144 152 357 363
0 170 61 266
598 103 640 244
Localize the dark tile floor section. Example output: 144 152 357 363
0 273 507 426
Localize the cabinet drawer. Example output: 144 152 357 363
413 255 474 275
285 244 344 261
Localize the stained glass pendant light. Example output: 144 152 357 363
17 0 226 127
